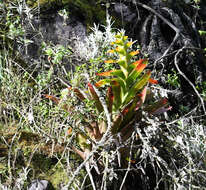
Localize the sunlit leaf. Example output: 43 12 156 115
126 41 133 48
104 59 116 64
123 71 151 104
96 70 125 79
107 49 115 53
126 60 148 86
129 50 139 56
95 79 112 87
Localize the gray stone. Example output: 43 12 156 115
22 12 87 60
28 179 54 190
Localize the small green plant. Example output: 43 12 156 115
167 69 180 88
41 42 72 64
44 32 171 162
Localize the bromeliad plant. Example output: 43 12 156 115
44 32 171 161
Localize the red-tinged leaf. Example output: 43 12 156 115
144 98 170 115
127 60 148 86
43 94 60 104
68 87 86 101
95 79 112 87
129 59 147 72
96 70 114 76
96 70 125 78
106 87 113 113
117 99 142 133
148 78 158 84
162 98 168 104
122 107 129 115
135 61 147 72
135 86 147 111
151 106 172 115
88 83 104 113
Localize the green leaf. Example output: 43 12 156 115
97 70 125 80
111 81 122 111
127 59 148 86
95 79 112 87
199 30 206 36
123 71 151 105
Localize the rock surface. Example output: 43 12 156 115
28 179 54 190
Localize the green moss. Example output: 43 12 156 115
47 163 69 188
63 0 106 25
27 0 106 29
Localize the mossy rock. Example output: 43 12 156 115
27 0 106 27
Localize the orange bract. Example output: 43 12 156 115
96 70 113 76
95 80 105 87
148 78 158 84
135 61 147 73
129 50 139 56
126 41 133 47
107 49 115 53
104 59 115 64
132 59 147 66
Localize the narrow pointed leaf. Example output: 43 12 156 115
88 83 104 113
104 59 116 64
128 59 148 72
126 41 133 48
148 78 158 84
129 50 139 56
111 113 123 134
144 98 170 115
43 94 60 104
111 81 122 110
106 87 113 113
127 59 148 85
96 70 114 76
135 86 147 111
95 79 112 87
97 70 125 79
69 87 86 101
123 71 151 105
